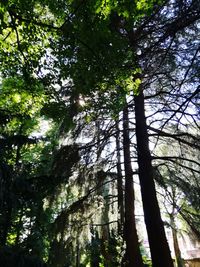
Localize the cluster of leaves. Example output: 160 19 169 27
0 76 56 263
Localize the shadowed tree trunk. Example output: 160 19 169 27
90 227 101 267
134 90 173 267
15 210 23 246
171 215 184 267
170 212 185 267
122 105 144 267
0 165 13 246
75 234 80 267
116 119 124 235
1 204 12 246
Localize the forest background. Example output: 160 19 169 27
0 0 199 267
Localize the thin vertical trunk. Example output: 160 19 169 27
15 125 23 167
15 210 23 246
75 236 80 267
96 119 111 266
123 106 144 267
1 204 12 245
170 213 185 267
90 227 101 267
116 119 124 235
134 91 173 267
0 166 12 246
101 225 111 267
170 189 185 267
101 189 111 267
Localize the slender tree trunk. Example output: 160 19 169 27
1 204 12 245
101 188 111 267
95 119 111 266
15 210 23 246
134 91 173 267
170 213 185 267
122 105 144 267
0 166 12 246
101 225 111 267
116 119 124 235
90 227 101 267
76 236 80 267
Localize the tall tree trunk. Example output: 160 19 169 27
90 227 101 267
0 166 12 246
75 235 80 267
134 91 173 267
122 105 144 267
101 187 111 267
101 225 110 267
170 213 185 267
116 119 124 235
15 210 23 246
1 204 12 245
96 119 111 266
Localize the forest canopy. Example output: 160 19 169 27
0 0 199 267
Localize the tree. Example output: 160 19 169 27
0 76 53 263
134 90 173 266
0 1 200 266
121 104 144 267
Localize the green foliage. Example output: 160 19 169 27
81 229 123 267
0 246 48 267
41 102 65 121
0 74 56 264
140 244 152 266
94 0 163 20
0 76 45 133
0 0 199 266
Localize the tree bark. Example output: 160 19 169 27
75 236 80 267
134 91 174 267
15 210 23 246
170 213 185 267
90 227 101 267
0 165 12 246
122 105 144 267
116 119 124 235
